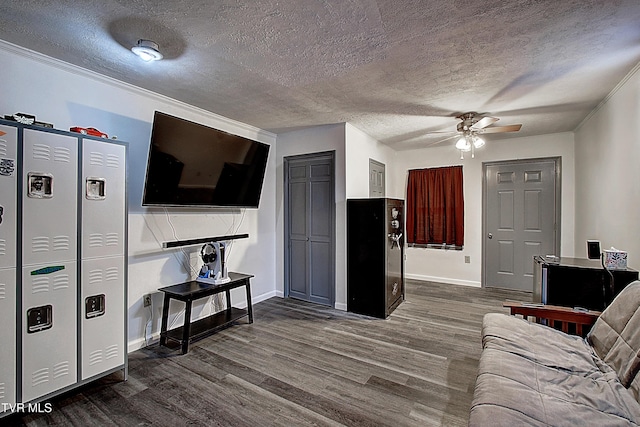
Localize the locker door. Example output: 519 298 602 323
21 129 78 402
81 256 125 380
22 262 77 402
81 139 126 259
0 124 17 411
0 268 16 411
22 130 78 266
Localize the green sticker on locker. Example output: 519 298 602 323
30 265 65 275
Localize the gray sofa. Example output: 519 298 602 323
469 280 640 426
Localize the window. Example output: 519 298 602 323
406 165 464 248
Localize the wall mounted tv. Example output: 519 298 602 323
142 111 270 208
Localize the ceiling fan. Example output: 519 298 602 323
428 112 522 158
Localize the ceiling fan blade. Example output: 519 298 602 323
423 130 459 135
425 134 461 147
480 124 522 134
471 116 499 129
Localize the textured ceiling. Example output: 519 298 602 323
1 0 640 150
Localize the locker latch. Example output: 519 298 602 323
85 294 106 318
27 172 53 198
86 177 106 200
27 305 53 333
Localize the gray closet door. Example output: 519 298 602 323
484 158 559 291
369 159 385 197
285 152 335 306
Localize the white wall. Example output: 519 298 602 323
574 64 640 269
345 123 399 198
394 132 576 286
275 124 347 308
0 41 277 352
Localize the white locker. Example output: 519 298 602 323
81 139 126 259
21 262 77 402
80 138 126 380
81 256 125 380
0 124 17 412
0 268 16 411
22 130 77 266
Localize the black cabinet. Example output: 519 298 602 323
533 256 639 310
347 198 404 318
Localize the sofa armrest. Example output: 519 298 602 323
503 302 601 337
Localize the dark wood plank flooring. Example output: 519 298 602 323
5 280 530 426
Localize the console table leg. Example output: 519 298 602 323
225 289 231 312
182 301 193 354
160 294 170 346
245 280 253 323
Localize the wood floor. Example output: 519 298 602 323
6 280 530 427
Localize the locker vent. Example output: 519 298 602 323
31 276 50 294
89 233 103 247
0 140 7 156
32 237 50 253
53 361 70 379
0 283 5 299
0 239 5 256
53 147 71 163
32 367 49 387
105 344 119 360
0 382 5 399
106 154 120 168
89 269 103 284
52 274 70 290
89 350 103 366
32 144 51 160
105 267 119 281
105 233 119 246
52 236 70 251
89 152 104 166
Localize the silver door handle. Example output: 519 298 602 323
488 233 493 239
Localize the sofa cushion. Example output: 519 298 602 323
588 280 640 387
470 313 640 426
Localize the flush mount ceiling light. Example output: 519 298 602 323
131 39 163 62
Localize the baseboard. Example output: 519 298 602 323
405 273 481 288
334 302 347 311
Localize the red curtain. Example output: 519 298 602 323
406 166 464 247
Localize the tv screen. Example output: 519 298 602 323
142 111 270 208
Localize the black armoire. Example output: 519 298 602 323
347 198 404 318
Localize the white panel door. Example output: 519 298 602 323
484 159 558 291
81 139 126 259
22 261 77 402
81 256 125 380
0 267 16 411
0 124 18 269
22 130 78 266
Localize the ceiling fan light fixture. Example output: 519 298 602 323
131 39 163 61
455 137 471 151
472 135 485 148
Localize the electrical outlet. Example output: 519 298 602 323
143 294 152 307
464 256 471 264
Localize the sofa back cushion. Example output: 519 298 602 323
588 280 640 388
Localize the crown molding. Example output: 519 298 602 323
0 39 277 144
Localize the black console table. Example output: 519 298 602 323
158 272 253 354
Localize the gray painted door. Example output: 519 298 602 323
285 152 335 306
484 158 559 291
369 159 385 197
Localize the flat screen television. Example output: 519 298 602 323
142 111 270 208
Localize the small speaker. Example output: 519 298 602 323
587 240 601 260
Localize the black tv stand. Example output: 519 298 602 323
158 272 253 354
